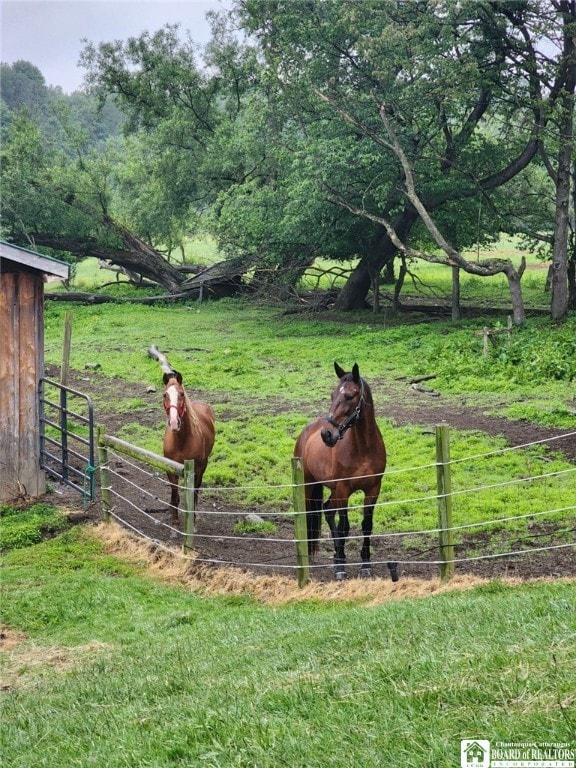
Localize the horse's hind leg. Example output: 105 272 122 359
306 484 323 559
359 502 374 578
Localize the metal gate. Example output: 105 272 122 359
39 378 96 500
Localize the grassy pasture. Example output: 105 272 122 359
42 295 575 541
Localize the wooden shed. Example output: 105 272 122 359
0 241 69 502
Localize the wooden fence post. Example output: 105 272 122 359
97 425 111 523
182 459 195 554
291 457 310 587
435 424 455 582
60 310 73 386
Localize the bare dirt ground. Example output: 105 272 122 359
44 364 576 584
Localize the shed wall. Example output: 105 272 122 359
0 271 45 500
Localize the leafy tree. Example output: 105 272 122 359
0 61 48 113
1 56 193 292
232 0 573 319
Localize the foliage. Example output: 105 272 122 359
412 320 576 389
2 3 573 315
232 519 278 535
1 528 574 767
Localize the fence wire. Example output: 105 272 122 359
97 427 576 579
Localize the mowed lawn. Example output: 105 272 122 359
1 525 575 768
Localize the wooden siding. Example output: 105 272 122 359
0 270 45 500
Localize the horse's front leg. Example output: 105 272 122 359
359 499 375 578
167 471 180 526
324 495 350 580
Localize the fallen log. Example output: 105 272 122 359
411 383 440 397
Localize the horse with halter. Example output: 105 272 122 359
294 362 398 581
148 346 215 526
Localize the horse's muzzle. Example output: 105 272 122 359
321 427 339 447
167 414 182 431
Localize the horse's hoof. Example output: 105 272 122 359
360 566 373 579
335 569 347 581
387 561 399 582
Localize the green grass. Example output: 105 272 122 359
0 502 69 551
1 525 574 768
233 519 278 535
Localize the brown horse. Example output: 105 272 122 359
149 346 215 525
294 362 397 581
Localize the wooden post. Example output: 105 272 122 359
482 327 489 357
435 424 455 582
60 311 73 386
291 457 310 587
97 425 112 523
182 459 195 554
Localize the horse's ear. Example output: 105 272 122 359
174 370 183 384
352 363 360 382
334 362 346 379
162 372 170 385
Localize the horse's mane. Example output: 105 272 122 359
184 392 209 435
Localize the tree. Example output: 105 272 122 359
1 109 186 292
0 61 48 112
1 53 202 292
547 0 576 320
233 0 572 317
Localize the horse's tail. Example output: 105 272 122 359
306 485 323 557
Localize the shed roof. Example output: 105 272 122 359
0 241 70 279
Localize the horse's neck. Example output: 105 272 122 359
354 404 379 445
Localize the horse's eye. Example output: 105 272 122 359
345 393 354 401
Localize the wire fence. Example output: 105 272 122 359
97 428 576 581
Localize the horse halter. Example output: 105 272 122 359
163 383 187 428
325 378 365 440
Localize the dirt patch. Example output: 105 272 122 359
0 626 26 652
0 625 111 691
44 364 575 585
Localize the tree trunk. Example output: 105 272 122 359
451 266 461 321
570 148 576 310
504 257 526 325
568 258 576 310
335 211 417 311
551 1 575 322
29 233 185 294
393 256 408 311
